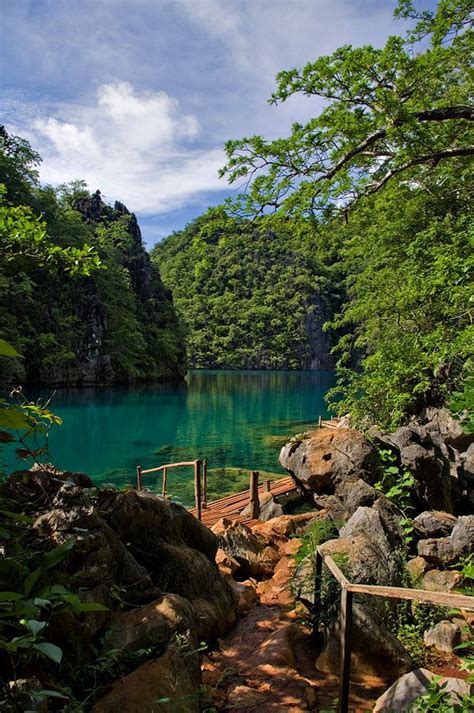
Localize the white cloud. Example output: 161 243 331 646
10 82 225 214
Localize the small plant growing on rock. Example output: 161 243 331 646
374 445 415 545
408 675 474 712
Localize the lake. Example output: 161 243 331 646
21 370 335 506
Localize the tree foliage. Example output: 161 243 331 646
221 0 473 218
0 129 186 386
152 209 339 370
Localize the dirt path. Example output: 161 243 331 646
202 541 389 712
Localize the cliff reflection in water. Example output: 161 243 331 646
32 370 335 499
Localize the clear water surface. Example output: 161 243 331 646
24 370 335 505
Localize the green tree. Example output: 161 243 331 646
221 1 473 218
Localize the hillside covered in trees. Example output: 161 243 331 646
152 210 341 370
0 130 186 386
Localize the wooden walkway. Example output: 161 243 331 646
189 475 297 528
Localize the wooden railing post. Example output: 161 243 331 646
318 415 322 428
313 549 323 635
338 587 353 713
194 459 202 521
250 470 260 519
136 465 142 491
264 479 271 492
162 467 167 498
202 459 208 508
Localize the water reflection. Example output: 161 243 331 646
21 370 335 500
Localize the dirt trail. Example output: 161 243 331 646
202 541 389 712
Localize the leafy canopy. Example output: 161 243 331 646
221 1 473 218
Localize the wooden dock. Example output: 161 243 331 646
189 475 297 528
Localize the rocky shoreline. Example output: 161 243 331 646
1 408 472 711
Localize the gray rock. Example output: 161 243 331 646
373 668 473 712
424 620 461 653
423 407 473 451
414 511 457 538
417 515 473 565
316 602 412 679
240 491 284 521
279 428 379 497
451 515 474 557
339 506 404 573
423 568 464 592
387 426 452 512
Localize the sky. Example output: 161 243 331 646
0 0 433 247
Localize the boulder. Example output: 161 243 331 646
422 569 464 593
240 492 284 521
373 668 473 712
406 556 431 582
418 515 474 565
424 620 461 653
451 515 474 557
97 490 237 636
320 534 401 589
247 624 297 669
339 504 404 555
104 594 196 653
279 428 379 497
316 602 412 679
422 407 473 451
93 642 200 713
252 511 328 539
226 579 257 614
211 518 280 578
226 684 268 709
414 511 457 538
385 426 452 511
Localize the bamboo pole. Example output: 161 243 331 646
250 470 260 519
162 467 167 498
202 459 208 508
338 587 353 713
194 459 202 521
136 465 142 491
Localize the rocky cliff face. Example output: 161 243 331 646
302 294 335 370
27 191 186 386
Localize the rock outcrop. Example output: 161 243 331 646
1 466 237 708
373 668 473 712
279 428 380 499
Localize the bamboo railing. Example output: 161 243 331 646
136 459 207 521
314 547 474 713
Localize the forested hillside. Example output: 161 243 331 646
152 209 341 370
0 129 186 386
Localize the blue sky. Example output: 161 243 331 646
1 0 433 247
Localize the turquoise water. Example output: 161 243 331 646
17 370 335 505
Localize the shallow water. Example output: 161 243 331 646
15 370 335 505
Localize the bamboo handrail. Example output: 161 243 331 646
314 547 474 713
141 460 197 474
